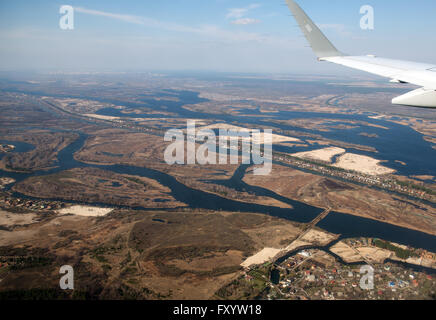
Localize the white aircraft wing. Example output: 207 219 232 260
286 0 436 108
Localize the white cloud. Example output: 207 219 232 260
75 7 198 33
226 8 247 19
226 4 260 19
75 7 145 25
226 4 261 25
74 6 267 42
231 18 261 25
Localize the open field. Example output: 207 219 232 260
84 114 120 121
282 229 339 253
270 118 389 132
244 164 436 235
299 229 338 245
0 210 38 227
292 147 345 163
241 228 338 268
333 153 396 176
330 241 391 263
1 74 436 300
330 239 436 268
57 206 113 217
0 208 304 299
241 248 282 268
196 123 301 143
13 167 186 209
74 129 292 208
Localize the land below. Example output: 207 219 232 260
0 72 435 300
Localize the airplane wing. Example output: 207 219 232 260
286 0 436 108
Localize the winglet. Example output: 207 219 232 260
286 0 345 59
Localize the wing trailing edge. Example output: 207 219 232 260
286 0 436 108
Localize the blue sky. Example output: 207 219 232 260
1 0 435 74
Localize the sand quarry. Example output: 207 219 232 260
330 241 393 264
333 153 395 175
292 147 395 176
57 205 113 217
84 114 120 121
241 248 282 268
241 229 337 267
292 147 345 163
196 123 301 144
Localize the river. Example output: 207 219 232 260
1 89 436 252
1 131 436 253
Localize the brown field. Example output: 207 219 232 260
74 129 292 208
330 241 392 264
13 167 186 209
0 209 304 299
243 164 436 236
0 209 38 227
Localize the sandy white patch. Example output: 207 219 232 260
84 114 120 121
241 248 282 267
369 115 386 120
196 123 301 143
333 153 395 175
300 229 338 245
57 205 113 217
292 147 345 163
241 229 338 268
0 177 15 189
283 240 311 252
